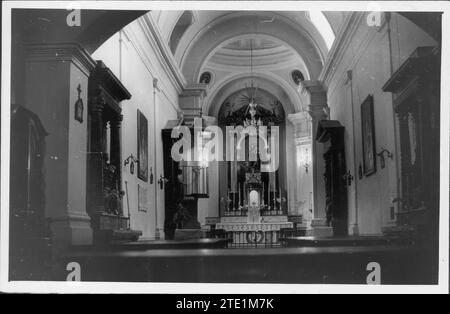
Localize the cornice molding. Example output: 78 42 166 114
180 84 208 98
138 14 186 92
51 212 92 223
324 13 388 99
318 12 364 86
179 11 325 80
25 43 96 77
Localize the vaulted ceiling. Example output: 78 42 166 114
150 10 346 115
11 9 346 116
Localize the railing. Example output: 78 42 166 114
223 209 287 217
206 228 303 248
260 210 285 216
226 230 283 248
223 210 248 217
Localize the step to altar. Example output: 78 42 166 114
174 229 207 240
94 229 142 244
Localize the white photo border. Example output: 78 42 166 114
1 0 449 294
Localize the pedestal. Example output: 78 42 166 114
307 218 333 237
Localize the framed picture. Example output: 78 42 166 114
74 84 84 123
361 94 376 176
137 109 148 181
138 184 148 212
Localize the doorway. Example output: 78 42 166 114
317 120 348 236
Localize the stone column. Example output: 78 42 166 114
287 112 313 228
300 80 333 237
178 84 213 234
24 43 96 253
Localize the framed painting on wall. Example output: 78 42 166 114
138 184 148 212
361 94 377 176
137 109 148 181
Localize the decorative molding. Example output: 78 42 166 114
139 14 187 92
179 11 324 80
122 23 180 113
216 222 293 232
25 43 96 77
90 61 132 103
318 12 363 84
320 12 390 99
50 212 92 223
180 84 208 98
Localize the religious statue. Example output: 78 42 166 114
103 163 124 215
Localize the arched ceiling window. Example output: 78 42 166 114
169 11 194 55
199 71 212 84
306 11 336 50
291 70 305 85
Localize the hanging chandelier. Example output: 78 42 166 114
242 38 263 128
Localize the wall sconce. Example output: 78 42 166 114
158 174 168 190
124 154 139 175
149 167 154 184
377 147 394 169
299 147 311 174
343 171 354 186
303 163 310 173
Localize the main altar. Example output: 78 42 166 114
212 61 295 247
216 171 293 247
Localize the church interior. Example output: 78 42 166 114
7 8 442 284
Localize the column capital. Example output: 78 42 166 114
25 43 96 77
179 84 208 124
299 80 325 95
153 77 159 90
202 115 217 126
111 114 124 127
298 80 330 121
180 84 208 98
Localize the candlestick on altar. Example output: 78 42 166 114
238 183 241 207
279 186 282 212
233 186 236 210
262 183 265 205
243 182 246 208
273 180 277 210
227 188 230 211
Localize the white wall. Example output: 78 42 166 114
92 19 180 239
325 13 437 235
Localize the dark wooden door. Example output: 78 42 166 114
10 105 51 280
317 120 348 236
161 128 183 239
324 146 348 236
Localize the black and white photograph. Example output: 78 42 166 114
1 1 449 296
